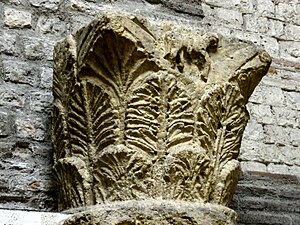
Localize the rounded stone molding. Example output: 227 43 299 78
60 200 237 225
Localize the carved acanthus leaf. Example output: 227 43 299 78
52 13 271 210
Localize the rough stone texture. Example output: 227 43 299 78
200 0 300 181
0 0 299 224
144 0 204 16
60 200 237 225
231 171 300 225
162 0 204 16
52 13 270 213
0 208 68 225
4 7 32 28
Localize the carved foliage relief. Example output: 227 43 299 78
52 14 271 210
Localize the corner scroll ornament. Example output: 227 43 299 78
52 13 271 224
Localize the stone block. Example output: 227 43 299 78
277 184 300 200
7 162 33 174
0 84 26 108
36 15 68 35
40 67 53 89
15 116 45 141
267 18 285 38
162 0 204 17
257 0 275 16
0 176 10 191
2 140 54 198
0 112 13 137
59 0 104 15
67 0 91 12
284 90 300 110
234 183 277 201
219 27 260 43
68 14 93 34
11 141 33 159
5 0 29 6
272 106 299 128
267 163 300 177
2 60 40 86
244 16 285 39
246 103 275 125
271 145 299 166
289 128 300 147
242 121 264 141
233 171 300 224
202 0 254 13
201 4 215 20
28 142 52 159
261 36 280 58
29 0 60 10
238 211 292 225
0 141 14 157
201 5 244 29
295 3 300 26
275 2 300 25
4 7 32 29
237 196 300 213
225 30 279 57
290 215 300 225
244 14 269 33
279 69 300 83
42 212 70 225
22 36 56 60
263 125 289 145
212 7 243 27
29 91 53 113
279 41 300 61
261 70 300 93
240 140 280 164
284 24 300 41
208 25 232 38
240 161 267 172
0 31 18 55
249 84 285 107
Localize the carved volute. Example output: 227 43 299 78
52 13 271 224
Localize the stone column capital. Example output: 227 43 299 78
52 13 271 225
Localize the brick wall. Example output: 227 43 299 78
0 0 299 224
200 2 300 223
231 171 300 225
200 0 300 177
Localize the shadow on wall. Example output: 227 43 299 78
231 171 300 225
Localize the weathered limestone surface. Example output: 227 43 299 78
60 200 237 225
0 0 298 223
52 12 270 224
